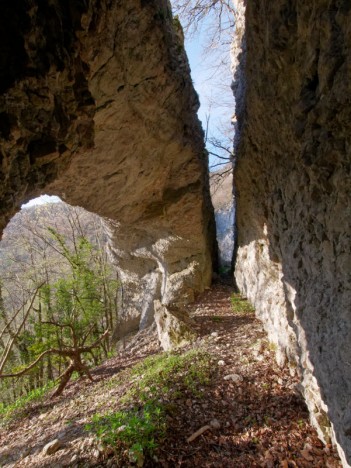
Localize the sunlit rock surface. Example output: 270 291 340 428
232 1 351 465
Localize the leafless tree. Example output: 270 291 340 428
173 0 235 39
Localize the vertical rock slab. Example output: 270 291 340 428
0 2 216 333
232 0 351 465
154 300 197 350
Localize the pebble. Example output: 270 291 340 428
218 360 225 366
20 448 31 459
211 332 219 337
42 439 62 456
210 419 221 429
224 373 243 383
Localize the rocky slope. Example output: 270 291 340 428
0 285 342 467
232 0 351 465
0 1 216 334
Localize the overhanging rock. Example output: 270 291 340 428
0 1 216 334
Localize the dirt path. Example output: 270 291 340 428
0 284 341 467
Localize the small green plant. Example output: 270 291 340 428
267 341 278 352
231 294 255 314
218 265 231 275
107 349 117 359
173 15 182 30
0 380 55 423
86 403 165 464
211 316 222 323
86 349 214 463
124 349 213 402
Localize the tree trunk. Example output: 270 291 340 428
51 361 74 398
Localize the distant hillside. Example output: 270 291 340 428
0 201 112 310
209 165 235 269
210 164 234 211
0 202 108 262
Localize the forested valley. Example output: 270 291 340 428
0 202 119 403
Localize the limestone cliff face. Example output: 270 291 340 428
233 0 351 465
0 1 216 333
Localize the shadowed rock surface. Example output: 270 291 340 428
0 0 216 333
232 0 351 465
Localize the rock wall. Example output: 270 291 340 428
0 1 216 333
233 0 351 465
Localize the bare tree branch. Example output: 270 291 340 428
0 283 44 374
0 330 109 379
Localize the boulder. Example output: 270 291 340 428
154 300 197 351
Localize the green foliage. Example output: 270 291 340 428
0 203 119 403
86 350 214 462
211 315 222 323
86 403 165 463
18 231 106 372
0 224 118 401
124 349 213 402
231 293 255 314
0 381 55 423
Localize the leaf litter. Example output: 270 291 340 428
0 283 341 467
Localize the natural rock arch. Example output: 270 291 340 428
0 0 216 332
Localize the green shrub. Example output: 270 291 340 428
231 294 255 314
86 349 214 463
86 403 165 465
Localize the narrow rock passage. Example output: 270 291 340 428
0 284 341 467
175 284 342 467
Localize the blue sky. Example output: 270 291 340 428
22 194 61 209
183 18 234 170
